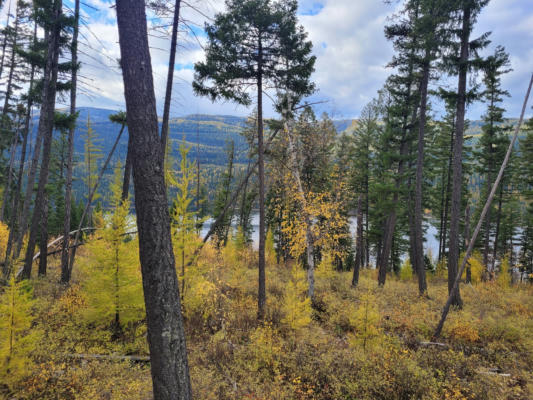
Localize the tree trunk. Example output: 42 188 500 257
115 0 192 398
38 193 49 276
491 179 504 271
0 0 11 81
1 0 19 121
160 0 182 159
3 22 36 270
352 195 363 287
465 205 471 283
434 73 532 339
20 0 62 280
60 0 80 283
257 42 266 319
0 133 18 223
414 60 429 295
121 134 132 203
15 28 51 260
67 123 126 278
447 5 471 308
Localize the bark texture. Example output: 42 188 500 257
20 0 62 280
447 5 471 308
115 0 192 398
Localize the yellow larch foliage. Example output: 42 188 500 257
348 291 382 351
0 275 39 390
399 258 413 281
82 163 144 329
461 251 484 284
497 255 511 288
0 220 9 258
282 266 312 331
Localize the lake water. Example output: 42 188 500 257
200 213 441 260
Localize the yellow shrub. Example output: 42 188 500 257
249 323 281 374
348 291 382 351
0 221 8 258
282 266 312 331
0 275 39 390
448 319 480 343
497 255 511 288
399 259 413 281
461 251 484 284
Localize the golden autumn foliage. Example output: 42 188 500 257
281 266 312 331
3 220 533 399
0 275 39 391
81 164 144 330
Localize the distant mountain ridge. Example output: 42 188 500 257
38 107 520 169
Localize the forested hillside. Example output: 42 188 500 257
0 0 532 399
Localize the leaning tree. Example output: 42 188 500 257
193 0 315 319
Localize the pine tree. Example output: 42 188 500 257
211 140 235 246
443 0 490 306
473 45 511 269
193 0 315 318
115 0 192 394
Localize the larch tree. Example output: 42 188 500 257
193 0 315 319
115 0 192 397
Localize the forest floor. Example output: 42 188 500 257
3 243 533 400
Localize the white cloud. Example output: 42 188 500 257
1 0 531 119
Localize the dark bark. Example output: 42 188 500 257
67 123 126 279
0 1 11 81
15 29 51 260
447 5 471 308
491 180 504 271
20 0 62 280
257 41 266 319
0 133 18 223
434 73 532 339
352 195 363 287
441 121 455 262
60 0 80 283
121 134 132 203
38 193 49 276
414 60 429 295
115 0 192 398
464 205 471 283
3 23 36 270
1 0 19 120
160 0 182 158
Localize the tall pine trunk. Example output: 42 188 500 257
3 22 36 270
115 0 192 397
160 0 182 158
448 5 472 308
352 195 363 287
60 0 80 283
414 60 430 295
257 43 266 319
20 0 62 280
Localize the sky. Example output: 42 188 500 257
1 0 532 120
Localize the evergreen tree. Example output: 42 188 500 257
473 45 511 269
442 0 490 306
193 0 315 319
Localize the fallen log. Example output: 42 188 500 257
66 353 150 363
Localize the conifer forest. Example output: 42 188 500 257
1 0 533 398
